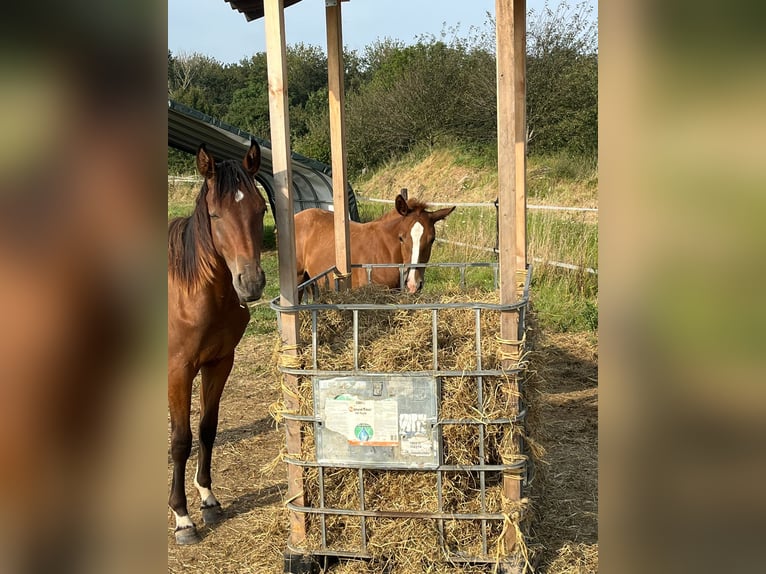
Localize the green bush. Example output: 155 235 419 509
167 1 597 172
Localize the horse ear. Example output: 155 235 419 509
243 138 261 175
430 205 456 222
196 144 215 179
395 193 409 216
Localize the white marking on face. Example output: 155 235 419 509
407 222 424 289
235 189 244 202
409 222 424 265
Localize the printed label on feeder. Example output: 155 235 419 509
324 397 399 446
354 423 373 442
399 413 432 456
401 434 432 456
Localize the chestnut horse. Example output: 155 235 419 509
167 141 266 544
295 192 455 293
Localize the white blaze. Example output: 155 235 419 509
407 222 424 288
235 189 244 202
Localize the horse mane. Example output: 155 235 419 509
168 160 258 292
403 198 429 214
378 198 430 222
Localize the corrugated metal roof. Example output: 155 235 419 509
224 0 305 22
168 99 359 221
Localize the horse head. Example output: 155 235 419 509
393 193 455 293
196 140 267 303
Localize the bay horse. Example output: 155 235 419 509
167 141 266 544
295 192 455 293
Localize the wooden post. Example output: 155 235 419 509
495 0 522 563
263 0 305 549
514 0 527 271
326 0 352 290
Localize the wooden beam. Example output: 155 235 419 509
326 0 351 289
495 0 521 563
263 0 305 549
514 0 527 270
495 0 519 309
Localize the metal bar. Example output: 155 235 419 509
318 466 327 549
352 309 359 370
271 264 534 312
281 411 529 425
285 262 530 301
358 468 367 553
273 298 529 314
282 411 528 425
282 457 526 473
287 543 509 564
286 502 515 521
289 545 509 564
274 301 530 314
278 368 525 380
475 308 488 555
312 310 318 370
432 309 438 371
436 411 528 424
289 547 371 560
436 469 445 556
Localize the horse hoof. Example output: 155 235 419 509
175 526 202 545
201 503 223 525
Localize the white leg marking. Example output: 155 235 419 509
174 511 194 530
407 222 424 290
194 465 218 507
235 189 244 202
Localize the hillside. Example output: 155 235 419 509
352 146 598 209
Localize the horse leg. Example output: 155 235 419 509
195 353 234 526
168 362 201 545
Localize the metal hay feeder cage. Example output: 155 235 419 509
271 262 532 572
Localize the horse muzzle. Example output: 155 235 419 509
233 266 266 302
405 269 424 294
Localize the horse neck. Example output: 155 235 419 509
193 222 233 290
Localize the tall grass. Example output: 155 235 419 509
357 198 598 332
167 178 200 219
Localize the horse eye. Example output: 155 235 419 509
398 236 404 243
210 213 220 220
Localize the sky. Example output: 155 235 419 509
168 0 596 64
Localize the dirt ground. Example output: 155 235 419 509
167 325 597 573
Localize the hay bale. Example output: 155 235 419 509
278 285 531 570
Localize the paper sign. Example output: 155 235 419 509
324 397 399 447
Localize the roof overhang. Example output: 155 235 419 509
168 99 359 220
224 0 305 22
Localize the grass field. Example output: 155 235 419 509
167 148 598 573
354 149 598 333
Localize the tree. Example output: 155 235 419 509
526 1 598 154
225 82 271 141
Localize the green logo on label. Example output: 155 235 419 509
354 423 373 442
